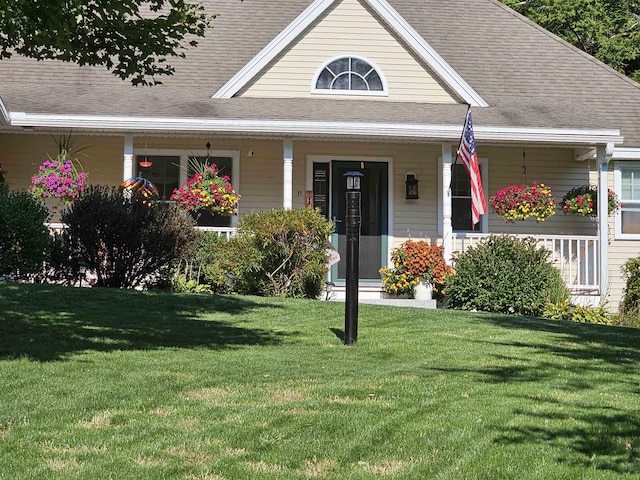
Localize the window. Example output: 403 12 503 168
313 56 386 94
615 162 640 238
136 155 180 201
451 166 473 231
135 149 239 228
438 157 488 234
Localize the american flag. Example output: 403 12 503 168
457 109 487 228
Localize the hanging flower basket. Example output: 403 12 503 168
561 185 620 217
490 181 556 223
30 152 86 205
170 164 240 216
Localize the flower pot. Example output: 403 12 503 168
413 279 433 300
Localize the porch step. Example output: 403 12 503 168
325 284 437 309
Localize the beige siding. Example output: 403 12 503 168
134 137 295 212
481 146 599 237
0 134 293 218
0 134 124 191
241 0 457 103
608 239 636 312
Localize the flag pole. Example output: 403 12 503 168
455 105 486 230
449 105 471 193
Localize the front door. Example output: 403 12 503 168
331 161 388 281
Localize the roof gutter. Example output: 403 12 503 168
8 112 623 146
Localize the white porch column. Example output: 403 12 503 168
123 134 134 181
283 138 293 209
442 143 454 265
597 143 614 298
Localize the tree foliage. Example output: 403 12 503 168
0 0 213 85
501 0 640 82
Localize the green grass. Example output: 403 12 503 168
1 283 639 479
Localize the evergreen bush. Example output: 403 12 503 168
0 183 51 278
445 235 569 316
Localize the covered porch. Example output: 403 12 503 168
27 123 621 305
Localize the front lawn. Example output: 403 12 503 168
0 283 639 479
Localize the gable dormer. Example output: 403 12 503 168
214 0 487 107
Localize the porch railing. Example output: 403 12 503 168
451 233 600 293
46 223 238 240
194 226 237 239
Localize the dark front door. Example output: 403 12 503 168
331 161 388 281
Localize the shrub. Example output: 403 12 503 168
543 299 611 325
60 185 199 289
0 183 52 278
224 208 333 298
620 256 640 319
445 235 569 316
170 231 230 293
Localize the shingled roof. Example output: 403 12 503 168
1 0 639 145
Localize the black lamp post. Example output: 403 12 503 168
344 171 363 345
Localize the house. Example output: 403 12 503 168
1 0 639 309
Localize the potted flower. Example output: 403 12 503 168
170 163 240 216
490 181 556 223
380 240 453 299
561 185 620 217
30 150 86 205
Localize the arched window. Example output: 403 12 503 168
313 56 386 94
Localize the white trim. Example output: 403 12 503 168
612 147 640 160
438 155 489 235
8 112 624 146
365 0 487 107
0 97 9 125
283 139 294 209
614 160 640 240
597 146 610 298
213 0 337 99
211 0 488 106
123 134 134 181
311 53 389 96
